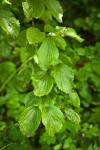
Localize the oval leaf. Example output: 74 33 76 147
17 65 32 87
17 30 27 46
32 70 54 96
0 10 20 37
24 92 39 107
44 0 63 22
65 108 80 124
19 106 41 137
69 90 80 107
42 106 64 136
53 36 66 50
37 38 59 71
53 64 74 93
27 27 45 44
64 28 84 42
22 0 45 20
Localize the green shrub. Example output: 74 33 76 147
0 0 100 149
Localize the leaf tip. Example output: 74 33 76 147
58 13 63 22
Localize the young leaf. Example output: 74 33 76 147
64 28 84 42
0 10 20 37
22 0 45 20
65 108 80 124
69 90 80 107
27 27 45 44
37 38 59 71
19 106 41 137
42 106 64 136
17 65 32 87
32 70 54 96
44 0 63 22
53 64 74 94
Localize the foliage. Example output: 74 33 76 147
0 0 100 149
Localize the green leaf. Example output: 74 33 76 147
42 106 64 136
44 0 63 22
44 24 54 32
41 10 52 21
64 28 84 42
20 47 28 63
40 132 56 145
63 137 72 149
16 30 27 46
0 10 20 37
53 64 74 94
69 90 80 107
59 52 73 67
22 0 45 20
37 38 59 71
24 92 39 107
53 36 66 50
32 70 54 96
0 121 6 131
65 108 80 124
0 61 16 84
27 27 45 44
26 44 36 56
8 0 21 7
17 65 32 87
2 0 11 4
19 106 41 137
87 144 93 150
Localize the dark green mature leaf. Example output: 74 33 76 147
64 28 84 42
32 70 54 96
44 0 63 22
65 108 80 124
37 38 59 71
0 10 20 37
27 27 45 44
17 65 32 87
19 106 41 137
22 0 45 20
69 90 80 107
42 106 64 136
53 64 74 94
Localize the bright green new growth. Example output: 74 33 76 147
0 0 83 137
